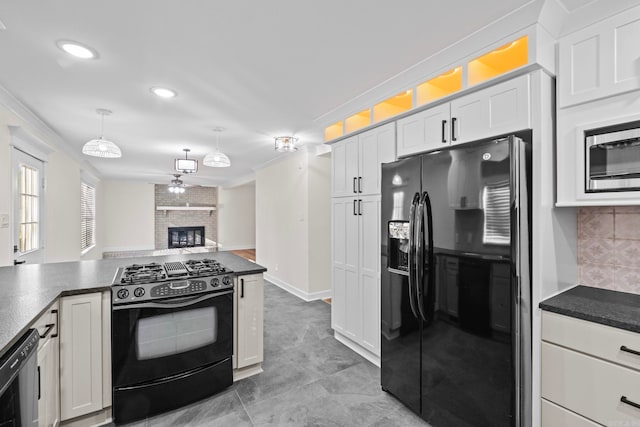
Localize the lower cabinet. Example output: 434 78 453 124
541 311 640 426
331 195 381 357
32 301 60 427
59 292 111 422
234 274 264 371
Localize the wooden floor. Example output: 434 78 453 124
230 248 256 262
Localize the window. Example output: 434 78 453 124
81 182 96 251
18 164 39 252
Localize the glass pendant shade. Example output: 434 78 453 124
274 136 298 152
83 109 122 158
82 138 122 158
204 128 231 168
203 151 231 167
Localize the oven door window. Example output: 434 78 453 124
136 306 217 360
112 292 233 388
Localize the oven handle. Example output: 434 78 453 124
112 290 232 310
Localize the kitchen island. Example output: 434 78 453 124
0 251 265 359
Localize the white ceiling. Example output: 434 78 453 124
0 0 540 187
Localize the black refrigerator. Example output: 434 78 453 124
380 135 532 427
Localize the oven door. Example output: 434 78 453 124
112 290 233 388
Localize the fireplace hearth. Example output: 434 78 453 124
168 226 205 249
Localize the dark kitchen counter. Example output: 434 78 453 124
0 251 266 359
539 285 640 334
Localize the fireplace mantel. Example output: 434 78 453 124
156 205 216 215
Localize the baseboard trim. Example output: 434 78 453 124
333 331 381 367
102 245 155 253
233 363 263 381
61 407 112 427
263 273 331 302
218 244 256 251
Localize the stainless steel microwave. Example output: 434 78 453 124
586 124 640 192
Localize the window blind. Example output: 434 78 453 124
81 182 96 251
482 180 510 245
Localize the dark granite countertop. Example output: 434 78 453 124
539 285 640 334
0 251 266 359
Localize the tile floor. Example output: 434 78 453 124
112 281 428 426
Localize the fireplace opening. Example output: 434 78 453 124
168 226 205 249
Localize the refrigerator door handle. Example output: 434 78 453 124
416 191 433 322
407 192 420 319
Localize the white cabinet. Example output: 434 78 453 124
32 301 60 427
234 274 264 370
541 311 640 425
397 75 530 157
331 123 396 197
331 195 381 356
397 103 450 157
558 4 640 108
59 293 104 421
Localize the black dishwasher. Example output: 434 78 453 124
0 329 39 427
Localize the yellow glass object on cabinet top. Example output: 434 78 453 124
324 121 344 142
416 67 463 106
344 109 371 134
374 90 413 123
468 35 528 86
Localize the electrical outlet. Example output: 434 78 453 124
0 213 8 228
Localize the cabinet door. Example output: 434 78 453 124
359 196 381 355
236 274 264 369
331 136 359 197
397 104 450 157
34 302 60 427
331 198 359 338
558 6 640 108
451 74 530 144
60 293 103 421
358 123 396 195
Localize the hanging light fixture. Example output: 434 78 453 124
274 136 298 152
82 109 122 158
175 148 198 174
203 127 231 168
167 174 186 194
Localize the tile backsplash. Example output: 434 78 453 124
578 206 640 294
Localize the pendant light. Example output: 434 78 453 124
175 148 198 174
274 136 298 152
168 174 186 194
82 109 122 158
203 127 231 168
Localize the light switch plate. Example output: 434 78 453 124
0 213 9 228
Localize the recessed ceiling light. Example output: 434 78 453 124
150 87 177 99
56 40 97 59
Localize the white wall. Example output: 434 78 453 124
44 150 82 263
308 153 331 294
102 180 155 252
218 182 256 250
256 150 331 300
0 109 13 266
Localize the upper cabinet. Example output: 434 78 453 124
397 75 530 157
558 5 640 108
331 123 396 197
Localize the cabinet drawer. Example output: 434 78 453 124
541 342 640 425
542 311 640 372
541 399 600 427
32 301 59 349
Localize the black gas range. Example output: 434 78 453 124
111 258 234 424
111 259 234 305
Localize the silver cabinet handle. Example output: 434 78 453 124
358 177 362 193
358 199 362 215
353 177 357 193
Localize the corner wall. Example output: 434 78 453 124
102 181 155 252
218 183 255 250
256 150 331 300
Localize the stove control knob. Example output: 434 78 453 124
211 278 220 287
117 289 129 300
134 287 145 298
222 276 232 286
